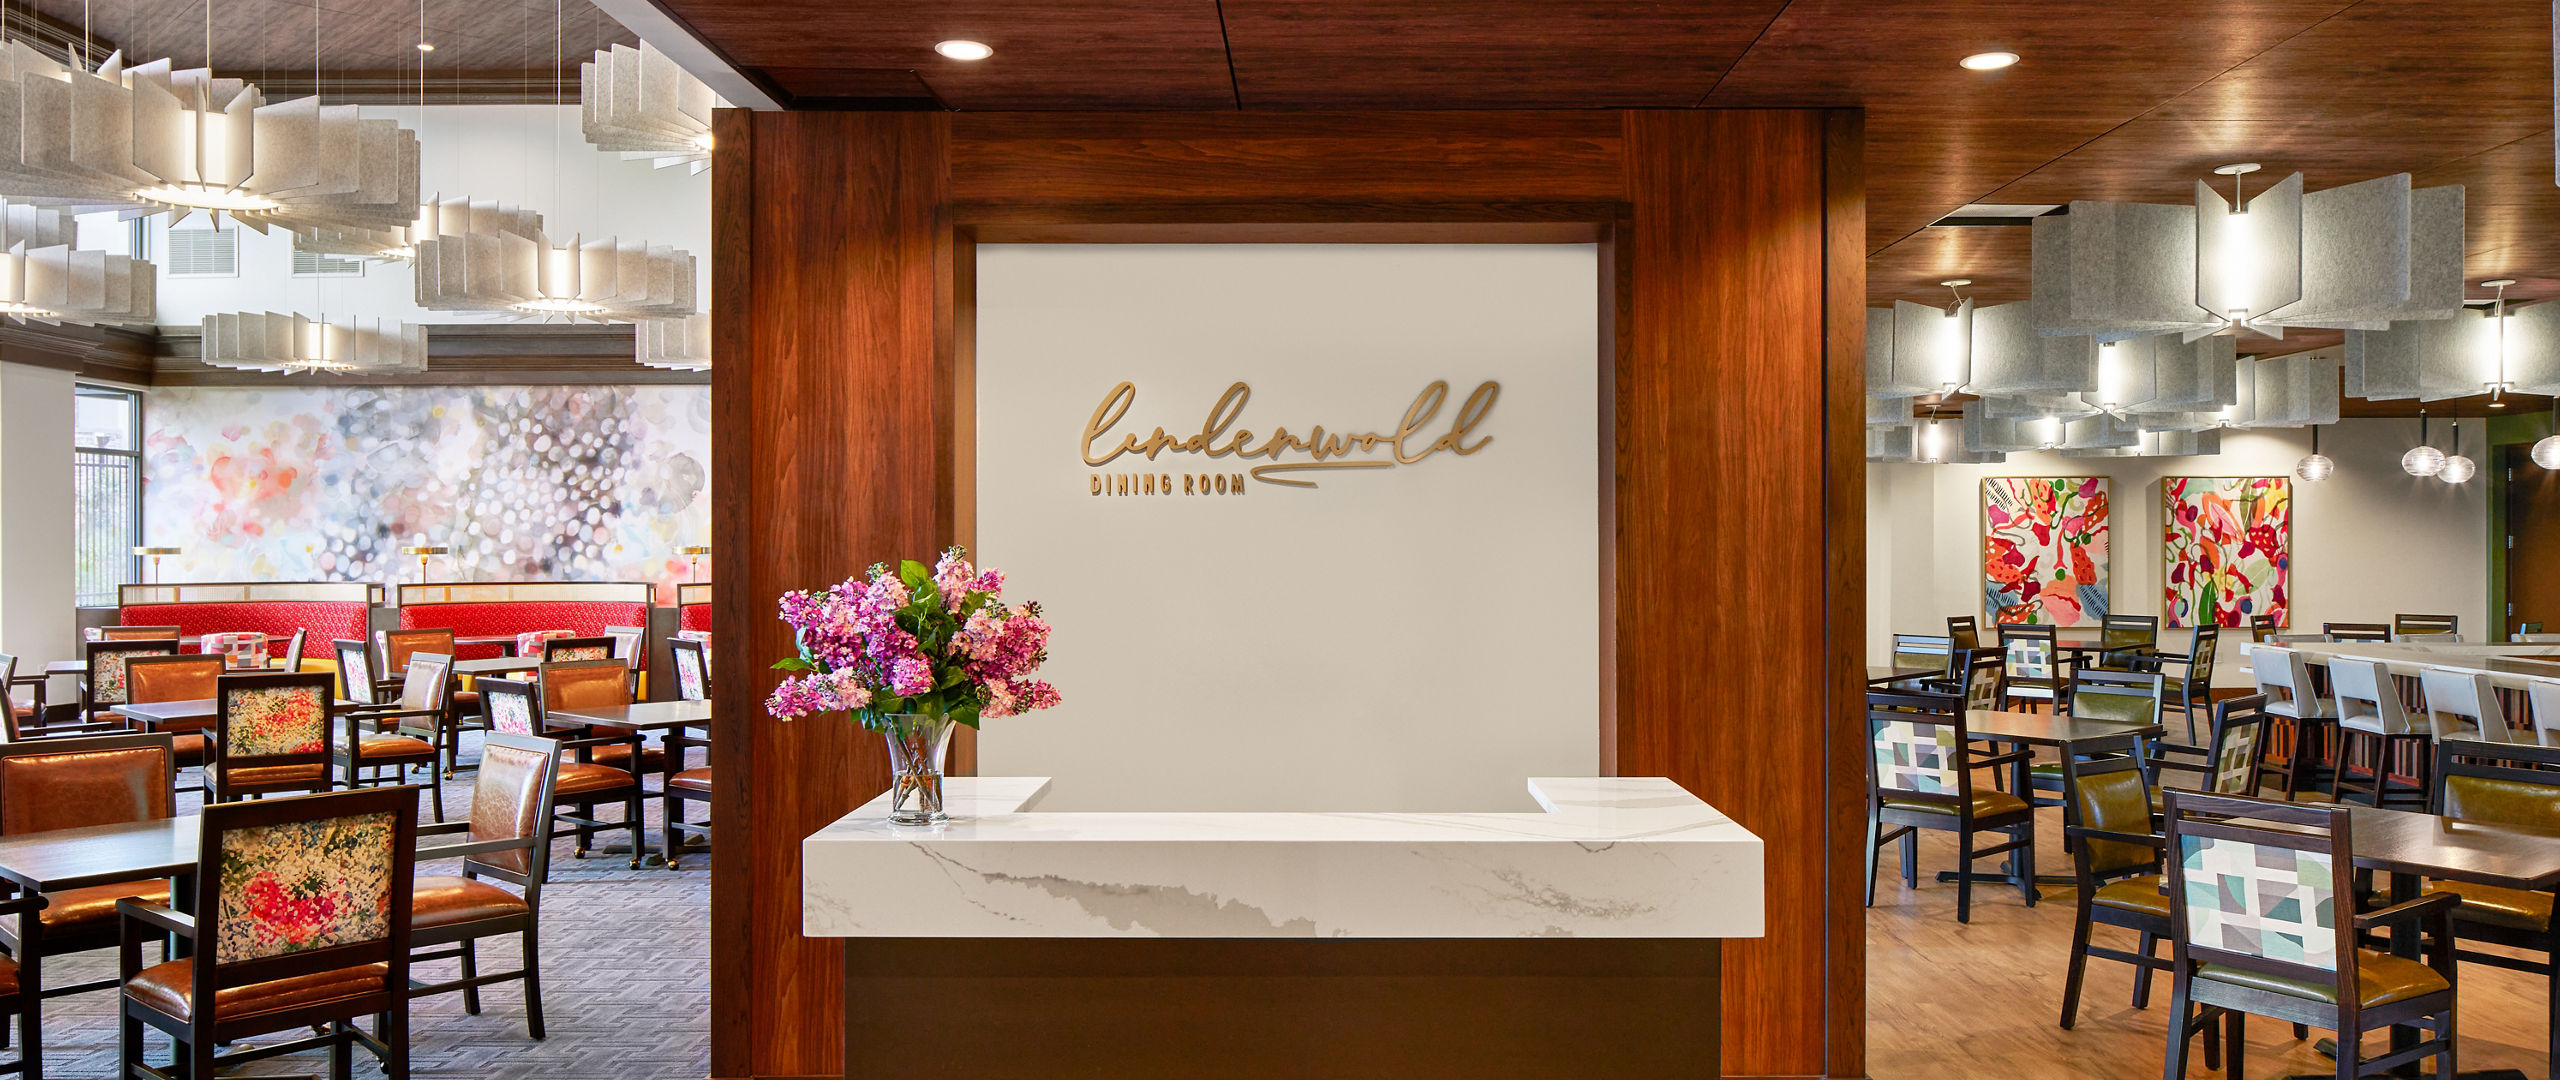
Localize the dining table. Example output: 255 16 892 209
1867 664 1939 685
1938 708 2166 892
111 696 369 731
451 655 544 678
543 700 711 864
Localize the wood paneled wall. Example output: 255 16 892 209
712 108 1865 1080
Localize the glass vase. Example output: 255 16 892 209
882 712 958 826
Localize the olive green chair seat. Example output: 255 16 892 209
2195 952 2448 1009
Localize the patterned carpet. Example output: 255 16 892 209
30 730 710 1079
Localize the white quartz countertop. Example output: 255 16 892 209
803 776 1764 940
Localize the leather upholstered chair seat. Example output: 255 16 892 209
2195 951 2449 1009
356 733 434 758
668 767 710 793
1883 789 2028 819
123 960 390 1023
553 762 634 797
41 880 171 928
2088 874 2170 919
409 876 532 929
589 742 666 772
223 763 329 787
2422 881 2551 933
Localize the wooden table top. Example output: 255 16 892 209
1964 709 2164 748
0 816 194 892
1867 665 1937 683
545 700 711 732
111 697 365 726
2342 805 2560 892
41 660 83 676
452 656 542 676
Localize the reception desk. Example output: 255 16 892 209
804 777 1763 1078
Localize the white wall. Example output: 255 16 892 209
0 362 77 699
1867 418 2490 686
974 245 1601 813
76 104 709 326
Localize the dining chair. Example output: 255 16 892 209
379 628 454 674
2324 622 2393 644
2527 681 2560 746
79 640 177 724
2023 669 2163 816
0 730 178 1073
1997 625 2064 712
115 785 418 1080
2417 667 2512 744
2159 791 2457 1080
2147 694 2273 814
2250 647 2337 799
2393 613 2459 640
2058 753 2172 1031
2092 614 2160 672
512 630 575 657
479 677 646 871
2327 658 2431 808
2422 738 2560 1068
2153 626 2220 741
2518 633 2560 644
1945 616 1980 652
661 724 711 871
0 653 26 734
1863 689 2035 924
332 638 394 706
196 633 269 672
0 888 40 1078
2249 614 2282 644
409 730 559 1037
1886 634 1955 689
335 653 451 822
539 636 614 665
276 628 308 672
669 638 712 703
541 659 663 777
121 654 223 786
93 626 180 642
208 671 337 803
602 624 647 696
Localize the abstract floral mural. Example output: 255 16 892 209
2162 476 2291 629
1982 476 2110 626
143 386 709 602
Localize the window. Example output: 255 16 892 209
73 385 142 608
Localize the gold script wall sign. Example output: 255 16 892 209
1081 380 1500 490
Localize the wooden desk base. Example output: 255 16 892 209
842 937 1721 1079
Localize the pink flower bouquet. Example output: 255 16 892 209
765 547 1060 731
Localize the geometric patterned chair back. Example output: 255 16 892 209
198 632 270 671
392 653 454 714
194 785 416 990
2185 626 2219 683
214 672 335 766
2069 670 2164 726
2065 754 2160 878
85 639 178 707
2418 666 2511 744
2329 658 2415 736
540 636 615 665
2202 695 2272 796
1956 650 2002 712
515 630 576 658
332 638 378 705
670 638 712 702
1865 690 1971 811
478 678 540 737
2001 627 2057 682
123 653 224 706
2162 790 2352 983
379 628 456 674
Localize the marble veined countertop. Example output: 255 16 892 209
803 776 1764 939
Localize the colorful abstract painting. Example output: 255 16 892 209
143 386 709 602
1982 476 2110 626
2163 476 2291 629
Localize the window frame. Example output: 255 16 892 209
71 383 144 607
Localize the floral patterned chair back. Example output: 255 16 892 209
2161 791 2359 996
332 638 379 705
515 630 576 658
539 635 615 665
670 638 712 702
193 784 415 987
479 678 540 737
212 673 337 799
84 639 179 709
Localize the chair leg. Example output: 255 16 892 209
120 1006 143 1080
2132 932 2158 1008
186 1033 215 1080
626 787 645 871
2162 983 2193 1080
459 939 481 1014
427 760 445 823
1899 829 1917 889
2224 1009 2244 1079
2201 1007 2221 1072
522 925 546 1041
329 1018 353 1080
383 1001 411 1080
664 792 686 873
1955 830 1975 924
2059 906 2093 1029
2015 819 2038 908
1864 815 1880 908
2438 1007 2457 1079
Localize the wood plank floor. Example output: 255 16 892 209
1869 790 2553 1079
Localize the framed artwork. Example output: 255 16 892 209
2162 476 2291 629
1982 476 2111 626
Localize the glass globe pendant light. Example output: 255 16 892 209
2402 410 2447 477
2440 419 2477 484
2533 399 2560 471
2294 424 2335 482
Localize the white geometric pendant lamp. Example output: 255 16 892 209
199 312 427 374
634 314 710 370
0 201 153 325
582 42 718 175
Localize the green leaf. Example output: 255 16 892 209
899 560 932 589
770 657 816 672
953 704 982 730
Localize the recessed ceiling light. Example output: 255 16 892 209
1959 51 2019 71
935 40 993 61
416 42 435 52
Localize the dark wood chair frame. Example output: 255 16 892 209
2159 791 2458 1080
79 640 179 723
2393 614 2459 640
2146 695 2273 812
1995 624 2066 712
336 654 452 822
476 678 646 871
2249 614 2282 644
602 625 647 696
2150 625 2221 741
209 671 339 803
1945 615 1980 652
1886 634 1957 691
2092 613 2161 672
2424 738 2560 1068
409 731 559 1038
539 636 616 665
0 888 44 1077
115 786 418 1080
2324 622 2394 644
332 638 397 707
1863 689 2036 924
2057 754 2174 1033
661 721 711 871
2025 668 2163 815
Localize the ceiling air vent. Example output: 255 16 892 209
164 227 238 277
291 249 365 278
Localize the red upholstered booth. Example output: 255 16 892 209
116 582 381 659
676 583 711 634
397 582 655 660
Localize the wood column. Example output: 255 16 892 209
710 109 955 1080
1615 109 1866 1080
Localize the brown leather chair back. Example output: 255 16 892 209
125 654 225 705
467 732 561 879
381 628 456 673
98 625 181 641
540 659 630 713
0 732 176 835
